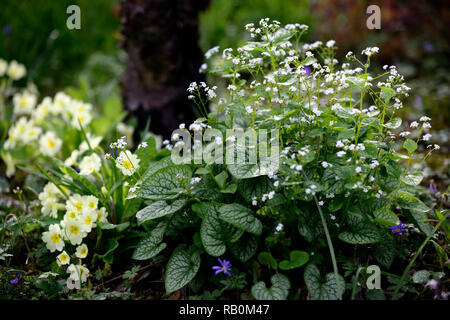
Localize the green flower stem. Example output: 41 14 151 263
36 163 69 199
391 210 449 300
314 195 342 300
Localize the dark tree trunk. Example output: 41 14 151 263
119 0 209 138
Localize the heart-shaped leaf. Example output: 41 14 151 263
279 250 309 270
251 273 290 300
200 202 244 256
257 252 278 269
304 264 345 300
165 245 201 294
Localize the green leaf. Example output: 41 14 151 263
403 138 417 155
200 202 244 256
374 207 400 227
135 136 157 173
373 236 396 268
383 117 402 129
137 165 192 200
95 238 119 264
304 264 345 300
132 222 167 260
218 204 263 235
251 273 290 300
396 192 430 212
237 176 273 202
136 200 186 223
221 183 237 194
279 250 309 270
338 215 383 244
214 171 228 189
165 245 201 294
380 86 394 103
142 157 174 181
122 198 143 220
400 172 424 186
97 221 130 232
257 252 278 269
412 270 431 284
228 233 258 262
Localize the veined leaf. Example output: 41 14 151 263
251 273 290 300
200 202 244 256
218 204 263 235
136 199 186 224
165 245 201 294
304 264 345 300
136 165 192 200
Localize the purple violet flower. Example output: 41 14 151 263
212 258 232 276
389 222 406 235
303 66 311 76
429 183 439 199
10 272 23 285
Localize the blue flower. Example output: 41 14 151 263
212 258 232 276
10 272 23 285
389 222 406 235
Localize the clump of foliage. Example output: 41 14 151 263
0 19 447 300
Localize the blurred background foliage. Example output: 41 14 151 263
0 0 448 183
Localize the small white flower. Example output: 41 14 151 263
275 223 283 232
410 121 419 128
422 133 432 141
355 166 362 173
318 200 324 206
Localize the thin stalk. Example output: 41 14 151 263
314 195 342 300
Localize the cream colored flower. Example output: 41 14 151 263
79 133 102 153
67 264 89 283
63 219 86 245
96 207 108 223
57 251 70 266
79 153 101 176
7 60 26 80
75 244 88 259
51 92 71 115
42 224 64 252
13 91 37 116
39 131 62 157
116 150 140 176
32 96 52 123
